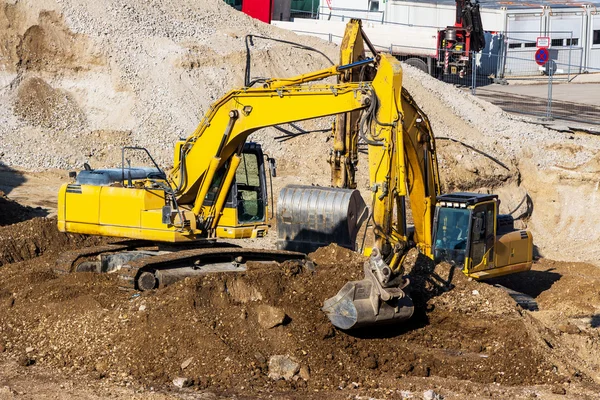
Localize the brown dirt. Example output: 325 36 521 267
0 217 104 266
3 9 103 73
0 238 599 398
0 191 46 227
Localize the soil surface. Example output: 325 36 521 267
0 226 599 398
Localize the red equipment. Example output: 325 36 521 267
436 0 485 77
242 0 272 24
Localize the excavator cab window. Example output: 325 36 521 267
235 151 265 224
432 207 470 266
466 202 495 272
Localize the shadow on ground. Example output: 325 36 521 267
486 268 562 299
0 163 48 226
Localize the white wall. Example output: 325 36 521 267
588 13 600 70
273 19 439 57
548 12 585 40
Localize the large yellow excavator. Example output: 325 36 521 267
57 20 532 330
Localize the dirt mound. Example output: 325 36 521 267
15 76 86 129
0 244 590 397
0 192 46 227
0 217 104 266
0 0 338 171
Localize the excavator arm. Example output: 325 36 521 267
326 20 441 260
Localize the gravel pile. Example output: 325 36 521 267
0 0 599 263
0 0 337 170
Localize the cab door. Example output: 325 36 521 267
467 202 495 273
235 150 266 225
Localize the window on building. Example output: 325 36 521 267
551 38 564 47
565 38 579 46
524 42 536 48
369 0 379 11
508 43 522 49
593 30 600 45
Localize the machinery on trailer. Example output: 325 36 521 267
57 19 532 330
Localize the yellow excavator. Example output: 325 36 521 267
56 20 532 330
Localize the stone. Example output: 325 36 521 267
423 389 444 400
173 377 191 388
25 347 34 353
181 357 193 370
551 386 566 395
557 323 580 335
268 355 300 381
364 356 378 370
299 365 310 381
3 297 15 309
256 305 287 329
17 354 34 367
95 361 108 374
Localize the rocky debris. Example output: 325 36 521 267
268 355 300 381
423 389 444 400
256 304 287 329
180 357 193 370
172 377 191 389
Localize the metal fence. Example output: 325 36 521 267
286 27 600 125
466 50 600 125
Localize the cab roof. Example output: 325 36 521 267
437 192 497 205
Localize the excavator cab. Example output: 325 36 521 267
208 142 270 239
432 193 533 280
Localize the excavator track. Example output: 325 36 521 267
54 240 154 274
118 247 307 290
55 243 307 291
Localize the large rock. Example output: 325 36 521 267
256 305 287 329
172 377 191 388
268 355 300 381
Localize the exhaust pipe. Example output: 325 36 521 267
322 248 414 330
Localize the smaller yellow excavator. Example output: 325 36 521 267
56 19 532 330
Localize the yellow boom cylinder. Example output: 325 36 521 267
211 154 241 230
192 157 221 216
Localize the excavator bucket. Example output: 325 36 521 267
322 249 414 330
276 185 367 254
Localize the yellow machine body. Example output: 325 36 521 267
432 194 533 280
58 143 270 241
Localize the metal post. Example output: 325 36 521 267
567 30 572 81
546 60 553 120
311 0 314 18
471 51 476 95
328 33 332 43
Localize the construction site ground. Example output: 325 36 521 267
1 0 600 398
1 217 600 399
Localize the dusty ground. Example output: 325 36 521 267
0 222 599 399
